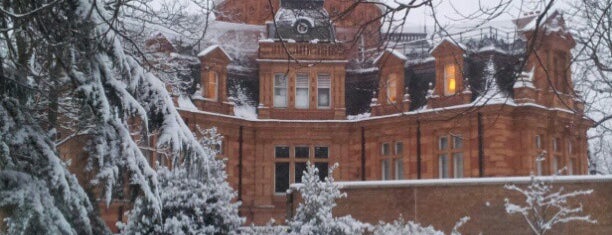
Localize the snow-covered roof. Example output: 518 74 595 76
429 37 466 54
197 45 233 61
514 66 536 89
373 48 408 65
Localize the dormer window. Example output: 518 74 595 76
206 71 219 100
317 74 331 108
386 74 398 104
274 74 288 108
444 63 457 95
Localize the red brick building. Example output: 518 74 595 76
170 1 592 224
57 0 592 229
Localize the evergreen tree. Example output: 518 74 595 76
1 0 236 233
288 163 367 235
121 127 243 235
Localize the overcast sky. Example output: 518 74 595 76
390 0 573 32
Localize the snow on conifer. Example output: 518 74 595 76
1 0 239 233
121 127 243 235
288 163 367 235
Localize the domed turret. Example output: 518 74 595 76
273 0 335 42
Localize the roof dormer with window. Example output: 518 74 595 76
427 38 472 108
371 49 409 116
194 45 234 115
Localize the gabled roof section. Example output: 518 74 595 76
374 48 407 66
517 10 567 33
430 37 465 56
197 45 233 62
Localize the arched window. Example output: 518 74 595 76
444 63 457 95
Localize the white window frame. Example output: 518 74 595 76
295 73 309 109
395 142 403 155
381 143 390 156
317 74 331 109
453 153 463 178
381 159 390 180
552 156 559 175
394 159 403 180
274 73 288 108
439 154 449 178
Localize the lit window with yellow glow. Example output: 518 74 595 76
444 64 457 95
206 71 218 100
386 74 397 103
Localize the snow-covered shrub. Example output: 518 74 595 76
504 176 597 235
288 163 368 235
371 216 469 235
121 127 243 234
371 217 444 235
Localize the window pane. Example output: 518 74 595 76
315 146 328 159
552 156 559 175
275 146 289 158
453 153 463 178
536 158 543 176
318 88 330 107
381 159 390 180
275 163 290 193
535 135 541 149
439 154 449 178
386 74 397 103
381 143 390 156
395 159 403 180
444 64 457 95
317 74 331 108
295 162 307 183
296 88 309 109
295 146 309 159
569 158 576 175
315 162 328 181
206 71 218 100
274 74 288 107
553 138 559 152
453 136 463 149
439 137 448 150
296 74 309 109
395 142 403 155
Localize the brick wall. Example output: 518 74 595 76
289 176 612 234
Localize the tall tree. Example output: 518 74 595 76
0 0 236 233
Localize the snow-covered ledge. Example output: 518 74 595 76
316 175 612 189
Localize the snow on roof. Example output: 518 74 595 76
373 48 408 65
197 45 233 61
177 99 577 124
514 66 536 89
429 37 466 54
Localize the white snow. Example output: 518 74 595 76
322 175 612 189
197 45 233 61
178 95 198 111
233 104 258 120
347 112 371 120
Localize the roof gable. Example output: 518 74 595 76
198 45 233 62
